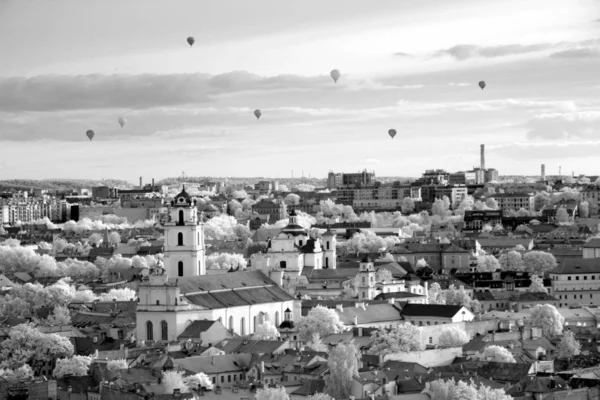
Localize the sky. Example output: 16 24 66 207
0 0 600 183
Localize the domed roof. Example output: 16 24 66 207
322 227 336 237
172 185 192 207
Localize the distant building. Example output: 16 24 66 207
463 210 503 231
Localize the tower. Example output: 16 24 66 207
163 186 206 277
541 164 546 182
480 144 485 171
322 228 337 269
356 256 376 300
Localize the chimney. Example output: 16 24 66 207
211 356 216 366
354 315 358 325
541 164 546 181
139 176 143 188
480 144 486 171
261 361 265 374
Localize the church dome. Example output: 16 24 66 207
172 185 192 207
281 208 307 236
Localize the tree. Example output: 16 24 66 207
206 253 248 270
53 355 93 378
0 365 34 382
555 207 569 223
427 282 446 305
345 231 387 255
98 288 137 302
87 233 103 247
252 321 280 340
231 190 248 200
306 332 328 352
534 192 551 211
528 275 548 294
497 251 525 271
438 326 470 348
106 359 129 370
485 198 499 210
307 394 334 400
523 251 557 274
297 306 345 341
108 231 121 245
557 331 581 359
479 345 516 363
0 323 74 369
278 184 289 192
375 268 393 284
579 201 590 218
284 194 301 206
255 386 289 400
481 224 493 233
477 255 500 272
425 378 512 400
325 341 360 400
369 323 422 355
162 370 189 393
416 258 428 268
529 304 564 338
401 197 415 214
45 305 72 326
183 372 214 391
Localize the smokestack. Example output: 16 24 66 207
139 176 142 188
480 144 485 171
152 178 155 189
541 164 546 181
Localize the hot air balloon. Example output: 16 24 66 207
388 129 397 139
187 37 195 47
118 117 126 128
254 109 262 119
330 69 341 83
478 81 486 90
86 130 95 141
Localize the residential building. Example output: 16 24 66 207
400 304 475 326
463 210 503 231
487 193 535 216
549 258 600 307
583 238 600 259
389 242 471 273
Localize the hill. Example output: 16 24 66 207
0 179 135 192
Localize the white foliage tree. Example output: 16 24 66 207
438 326 470 348
325 341 360 400
478 345 516 363
477 255 500 272
162 370 190 394
53 355 93 378
297 306 345 342
528 275 548 294
425 378 512 400
106 359 129 371
369 323 422 355
206 253 248 270
255 386 289 400
557 331 581 359
529 304 564 338
252 321 281 340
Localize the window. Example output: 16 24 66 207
576 276 580 281
221 376 224 383
212 377 216 384
275 311 280 327
429 337 433 344
118 330 124 339
568 276 572 280
280 261 287 269
325 257 329 268
178 210 184 225
228 375 231 383
161 320 168 341
146 321 153 341
327 241 330 250
240 318 246 335
177 232 184 246
178 261 184 277
585 276 588 280
299 240 303 246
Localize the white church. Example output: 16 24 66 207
136 187 298 342
251 209 337 286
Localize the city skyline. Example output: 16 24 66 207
0 0 599 181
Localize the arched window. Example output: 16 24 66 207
178 210 184 225
253 316 258 333
327 241 330 250
325 257 329 268
280 261 287 269
177 232 184 246
161 321 168 341
229 316 234 332
146 321 153 341
275 311 280 327
241 317 246 335
178 261 184 277
299 240 303 247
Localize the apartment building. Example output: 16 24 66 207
487 193 535 216
549 258 600 307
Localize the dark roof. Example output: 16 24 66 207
550 258 600 274
215 339 286 355
401 304 464 318
177 320 217 339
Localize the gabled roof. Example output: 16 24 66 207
550 258 600 274
215 339 287 355
583 238 600 248
336 304 403 325
176 270 285 293
174 354 252 375
401 304 465 318
177 320 218 339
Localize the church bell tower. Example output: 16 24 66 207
163 186 206 277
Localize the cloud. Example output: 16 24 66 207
525 111 600 140
550 48 600 58
393 52 412 57
447 82 472 87
435 43 554 60
0 71 332 112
